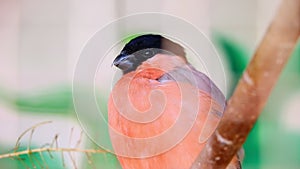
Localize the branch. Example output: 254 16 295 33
0 121 108 166
191 0 300 168
0 147 107 159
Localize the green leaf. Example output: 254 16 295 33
122 34 141 44
283 40 300 75
13 86 73 115
212 33 249 74
212 32 249 96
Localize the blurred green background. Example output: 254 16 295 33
0 0 299 169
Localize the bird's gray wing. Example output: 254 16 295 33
157 63 226 143
158 63 226 116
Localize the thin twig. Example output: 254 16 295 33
48 134 59 159
68 151 78 169
30 152 42 169
39 151 49 169
15 153 30 169
0 147 107 159
69 127 74 146
28 128 34 152
27 152 36 169
0 121 109 168
14 121 52 152
191 0 300 168
85 152 96 169
60 146 66 168
75 131 84 149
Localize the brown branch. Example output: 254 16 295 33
191 0 300 168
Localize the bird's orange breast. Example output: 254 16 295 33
108 68 223 169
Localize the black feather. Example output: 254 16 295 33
113 34 186 74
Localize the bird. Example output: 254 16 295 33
108 34 242 169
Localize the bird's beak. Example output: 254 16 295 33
113 54 127 67
112 54 135 70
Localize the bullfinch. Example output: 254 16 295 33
108 34 241 169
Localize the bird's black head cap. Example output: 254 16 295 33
113 34 186 74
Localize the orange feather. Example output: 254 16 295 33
108 54 240 169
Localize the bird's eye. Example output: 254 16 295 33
143 49 154 57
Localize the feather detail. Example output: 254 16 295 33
108 55 226 168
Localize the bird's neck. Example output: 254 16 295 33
135 54 187 80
